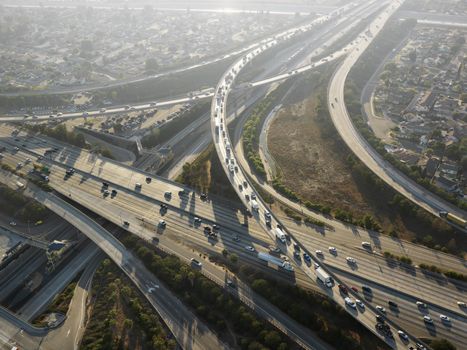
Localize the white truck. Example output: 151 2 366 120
315 267 333 288
258 252 293 272
275 227 286 244
251 200 259 212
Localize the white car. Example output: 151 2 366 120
9 221 17 226
397 330 408 341
423 315 433 323
315 250 323 256
245 246 255 252
376 305 386 313
361 241 371 249
328 247 337 254
346 257 357 264
416 301 427 308
355 299 365 309
439 315 450 323
158 220 166 228
457 301 466 308
344 297 356 309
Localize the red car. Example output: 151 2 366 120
338 284 348 295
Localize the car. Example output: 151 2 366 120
16 162 23 168
328 247 337 254
200 193 207 200
135 183 142 189
397 330 408 341
226 279 235 288
303 253 311 263
14 147 19 151
243 181 248 188
111 189 117 196
416 301 427 308
356 299 365 309
238 184 243 191
293 243 300 251
338 284 348 295
191 258 202 267
457 301 466 308
315 250 323 256
251 194 256 200
376 315 385 323
123 221 130 226
233 235 240 242
194 217 202 224
351 286 358 293
416 342 427 350
158 220 166 228
102 182 109 187
146 177 152 183
345 297 356 309
245 245 255 252
362 285 372 293
423 315 433 324
293 251 301 260
9 221 17 226
361 241 371 249
160 203 168 211
103 190 110 196
164 191 172 198
269 246 281 254
388 300 398 308
346 257 357 264
204 226 212 233
66 168 75 175
245 194 250 201
376 305 386 313
439 314 450 323
25 158 31 164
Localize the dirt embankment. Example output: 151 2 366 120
269 95 373 217
267 78 464 253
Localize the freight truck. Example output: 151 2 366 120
439 211 467 229
258 252 294 272
275 227 286 244
315 267 334 288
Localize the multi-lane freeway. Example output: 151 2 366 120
1 1 467 349
1 112 466 348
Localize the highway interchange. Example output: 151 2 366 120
0 1 466 350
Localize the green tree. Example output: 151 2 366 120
431 338 456 350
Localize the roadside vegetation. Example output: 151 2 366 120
81 259 176 350
25 124 89 149
142 102 210 148
242 81 293 179
176 143 238 200
120 233 388 350
121 234 295 350
33 278 79 327
0 183 49 222
234 263 389 350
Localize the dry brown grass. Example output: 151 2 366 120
269 96 373 217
